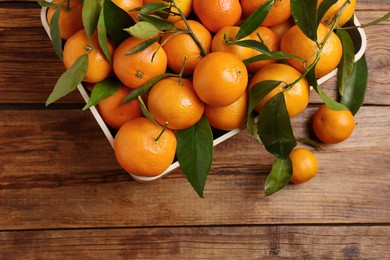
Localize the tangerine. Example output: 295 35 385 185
290 148 318 184
111 0 143 22
317 0 356 27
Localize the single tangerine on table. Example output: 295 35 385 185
248 63 310 118
289 148 318 184
192 0 242 33
114 117 177 177
161 19 211 76
280 23 343 78
204 91 248 131
317 0 356 27
211 26 254 61
47 0 83 40
246 26 279 74
113 37 167 89
63 29 114 83
111 0 144 22
240 0 291 27
97 86 143 129
147 77 205 130
312 104 355 144
193 52 248 107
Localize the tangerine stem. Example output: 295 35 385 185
170 0 208 56
154 122 169 143
178 55 188 83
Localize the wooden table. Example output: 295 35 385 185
1 1 389 258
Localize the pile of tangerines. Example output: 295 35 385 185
44 0 359 196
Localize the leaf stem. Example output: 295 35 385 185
170 0 208 56
155 122 169 143
178 55 188 83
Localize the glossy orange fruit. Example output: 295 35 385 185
192 0 242 33
162 19 211 76
193 52 248 107
63 29 114 83
312 104 355 144
211 26 254 61
280 23 343 78
290 148 318 184
113 37 167 89
97 85 143 129
269 18 295 48
147 77 205 130
143 0 193 22
47 0 83 40
204 91 247 131
317 0 356 27
240 0 291 27
111 0 143 22
114 117 177 177
248 63 310 118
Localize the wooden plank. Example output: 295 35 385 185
0 107 389 229
0 225 389 259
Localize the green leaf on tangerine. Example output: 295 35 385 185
124 21 160 39
257 92 297 159
243 51 303 66
337 29 355 96
236 0 274 40
136 13 174 31
177 116 213 198
138 96 158 125
97 7 112 62
232 39 271 55
341 55 368 115
37 0 59 8
313 84 349 111
46 54 88 106
290 0 318 41
49 4 63 61
82 0 103 40
125 37 160 55
139 2 169 15
83 77 121 110
265 157 292 196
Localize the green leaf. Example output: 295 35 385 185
257 93 297 159
46 54 88 106
138 96 158 125
124 21 160 39
235 0 274 40
122 73 176 104
290 0 318 41
82 0 103 40
341 55 368 115
97 7 111 62
356 11 390 28
232 39 271 55
139 2 169 15
49 4 63 61
243 51 303 65
104 0 135 46
317 0 338 27
306 65 318 87
83 77 121 110
264 157 292 196
247 80 281 140
336 29 355 95
136 13 174 31
313 84 349 111
124 37 161 55
37 0 59 8
177 116 213 198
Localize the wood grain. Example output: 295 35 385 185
1 225 389 259
1 107 389 230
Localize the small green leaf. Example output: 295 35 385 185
235 0 274 40
265 157 292 196
243 51 303 65
97 7 111 62
290 0 318 41
138 96 158 125
49 4 63 61
337 29 355 95
82 0 103 40
139 2 169 15
177 116 213 198
306 65 318 87
317 0 338 27
37 0 59 8
136 13 174 30
104 0 135 46
83 77 121 110
124 37 161 55
124 21 160 39
258 93 297 159
341 55 368 115
232 39 271 55
46 54 88 106
122 73 176 104
313 84 349 111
